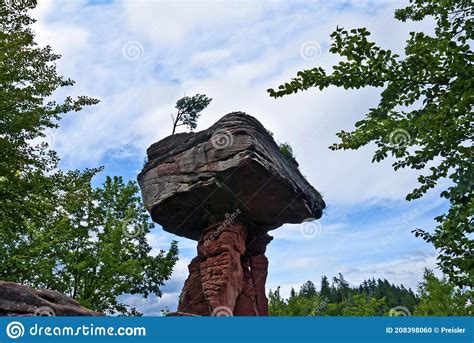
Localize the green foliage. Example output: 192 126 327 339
44 173 178 315
414 269 473 316
278 142 299 167
270 271 472 316
341 294 385 316
268 0 473 287
299 280 317 298
269 274 418 316
267 129 299 167
0 3 179 315
269 286 325 316
160 307 171 316
268 287 288 316
0 1 99 281
171 94 212 134
320 276 332 301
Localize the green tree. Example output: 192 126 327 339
333 273 350 302
268 0 473 288
269 274 420 316
45 173 178 315
0 2 179 314
342 294 385 316
0 1 99 280
269 287 288 316
171 94 212 134
414 269 473 316
320 275 332 302
299 280 317 298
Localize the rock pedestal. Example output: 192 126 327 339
177 222 272 316
138 112 325 316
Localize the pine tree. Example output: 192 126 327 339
320 275 332 302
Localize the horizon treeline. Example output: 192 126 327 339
269 270 473 316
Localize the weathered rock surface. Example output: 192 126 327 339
138 112 325 316
138 112 325 240
176 222 272 316
0 281 103 316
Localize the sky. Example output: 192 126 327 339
30 0 447 315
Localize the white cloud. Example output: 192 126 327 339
31 0 435 204
268 253 439 299
122 0 266 43
342 252 440 291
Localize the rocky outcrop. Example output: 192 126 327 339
138 112 325 316
138 112 325 241
0 281 103 316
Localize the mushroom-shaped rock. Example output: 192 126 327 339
138 112 325 316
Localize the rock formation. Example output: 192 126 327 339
0 281 103 316
138 112 325 316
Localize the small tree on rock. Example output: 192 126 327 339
171 94 212 134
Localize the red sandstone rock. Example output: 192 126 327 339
176 223 273 316
139 112 325 316
250 255 270 316
0 281 103 316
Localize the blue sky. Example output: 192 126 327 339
32 0 445 314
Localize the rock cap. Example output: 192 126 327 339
138 112 325 240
